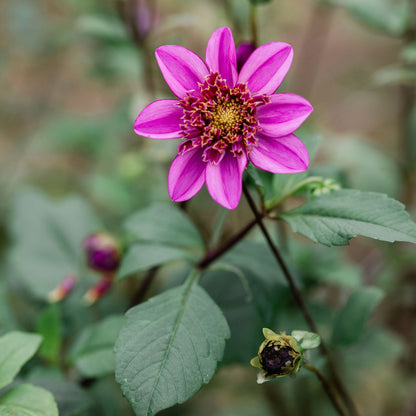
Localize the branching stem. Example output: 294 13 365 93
242 184 360 416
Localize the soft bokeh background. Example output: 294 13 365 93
1 0 415 415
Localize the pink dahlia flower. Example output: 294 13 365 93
134 27 313 209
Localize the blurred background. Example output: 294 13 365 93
0 0 415 415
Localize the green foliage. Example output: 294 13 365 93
249 0 273 4
119 203 205 278
247 134 322 206
281 189 416 246
124 203 204 250
69 315 124 378
0 384 58 416
36 304 62 364
31 378 92 416
329 0 411 36
291 241 362 289
326 138 402 198
0 331 42 389
331 287 384 347
118 243 195 279
7 189 100 300
115 282 229 416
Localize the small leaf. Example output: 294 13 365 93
115 283 229 416
0 331 42 389
36 304 61 364
291 331 321 350
117 243 195 280
0 384 58 416
331 287 384 347
281 189 416 246
70 315 124 378
124 203 204 250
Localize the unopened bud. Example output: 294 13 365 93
310 178 341 197
250 328 302 384
83 232 121 274
48 274 77 303
84 278 113 305
236 41 255 72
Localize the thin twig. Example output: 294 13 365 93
242 184 360 416
304 364 348 416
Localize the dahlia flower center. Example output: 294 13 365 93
178 72 270 164
211 103 240 133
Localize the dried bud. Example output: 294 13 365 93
48 274 77 303
83 278 113 305
236 41 256 72
82 232 121 274
250 328 303 384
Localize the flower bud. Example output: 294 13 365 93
250 328 303 384
48 274 77 303
310 178 341 197
236 41 256 72
83 278 113 305
82 232 121 274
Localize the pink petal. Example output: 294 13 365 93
205 27 237 87
134 99 183 139
249 133 309 173
168 148 206 202
206 152 247 210
257 93 313 137
156 45 209 99
238 43 293 95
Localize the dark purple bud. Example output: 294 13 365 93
82 233 121 273
236 41 256 72
135 0 154 41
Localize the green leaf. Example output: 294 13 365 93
70 315 124 378
36 304 61 364
333 0 410 36
8 189 100 300
249 0 272 4
281 189 416 246
331 287 384 347
124 203 204 250
117 243 195 280
373 67 416 86
291 331 321 350
29 378 92 416
0 384 58 416
76 14 128 42
326 138 402 198
0 331 42 389
248 134 322 207
115 283 229 416
291 240 362 290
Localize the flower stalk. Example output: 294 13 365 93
242 184 360 416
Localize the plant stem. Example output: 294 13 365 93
242 184 360 416
250 3 259 47
399 0 416 206
197 217 258 269
304 364 348 416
